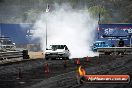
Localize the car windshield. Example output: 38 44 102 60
51 45 65 50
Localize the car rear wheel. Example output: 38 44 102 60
45 57 49 60
65 57 69 60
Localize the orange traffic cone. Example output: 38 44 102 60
76 58 81 65
44 62 50 73
85 56 90 62
16 68 22 79
63 60 67 68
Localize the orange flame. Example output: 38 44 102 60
78 66 86 76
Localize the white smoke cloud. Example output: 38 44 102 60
33 3 98 58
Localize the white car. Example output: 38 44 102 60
45 45 70 60
0 37 16 51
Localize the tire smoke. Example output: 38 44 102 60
33 4 98 58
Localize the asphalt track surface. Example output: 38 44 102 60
0 55 132 88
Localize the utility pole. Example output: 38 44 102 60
45 4 50 50
128 35 132 47
46 18 47 50
98 13 101 39
0 15 1 37
0 23 1 37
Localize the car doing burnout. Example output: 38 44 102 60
45 45 70 60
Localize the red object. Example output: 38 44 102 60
85 57 90 62
76 58 80 65
63 60 67 68
44 63 49 73
84 75 129 83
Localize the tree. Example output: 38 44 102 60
88 5 110 23
69 0 79 8
23 9 41 22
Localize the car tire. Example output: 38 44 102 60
66 57 69 60
45 57 49 60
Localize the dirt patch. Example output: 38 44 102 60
28 52 44 59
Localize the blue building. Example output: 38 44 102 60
0 23 132 46
0 23 33 44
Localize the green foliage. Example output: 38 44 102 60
88 5 108 18
1 0 132 23
69 0 78 7
23 9 41 22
